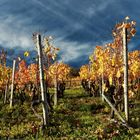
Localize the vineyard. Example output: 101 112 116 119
0 17 140 139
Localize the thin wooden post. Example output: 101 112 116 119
101 56 105 102
101 72 105 101
54 74 57 106
36 34 49 126
10 60 16 108
88 62 91 95
123 26 129 122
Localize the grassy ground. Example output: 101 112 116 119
0 88 140 139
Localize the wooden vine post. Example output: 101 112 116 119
36 33 49 126
54 73 58 106
53 62 58 106
123 25 129 122
101 55 105 102
10 60 16 108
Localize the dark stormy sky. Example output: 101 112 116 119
0 0 140 67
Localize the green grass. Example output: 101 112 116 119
0 88 140 139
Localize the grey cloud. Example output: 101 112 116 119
0 0 140 67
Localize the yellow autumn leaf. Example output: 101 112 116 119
102 83 106 91
109 76 113 85
116 70 121 78
112 59 115 66
105 87 108 92
44 47 51 53
24 51 29 57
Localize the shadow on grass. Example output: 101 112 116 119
76 104 105 113
64 93 89 99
